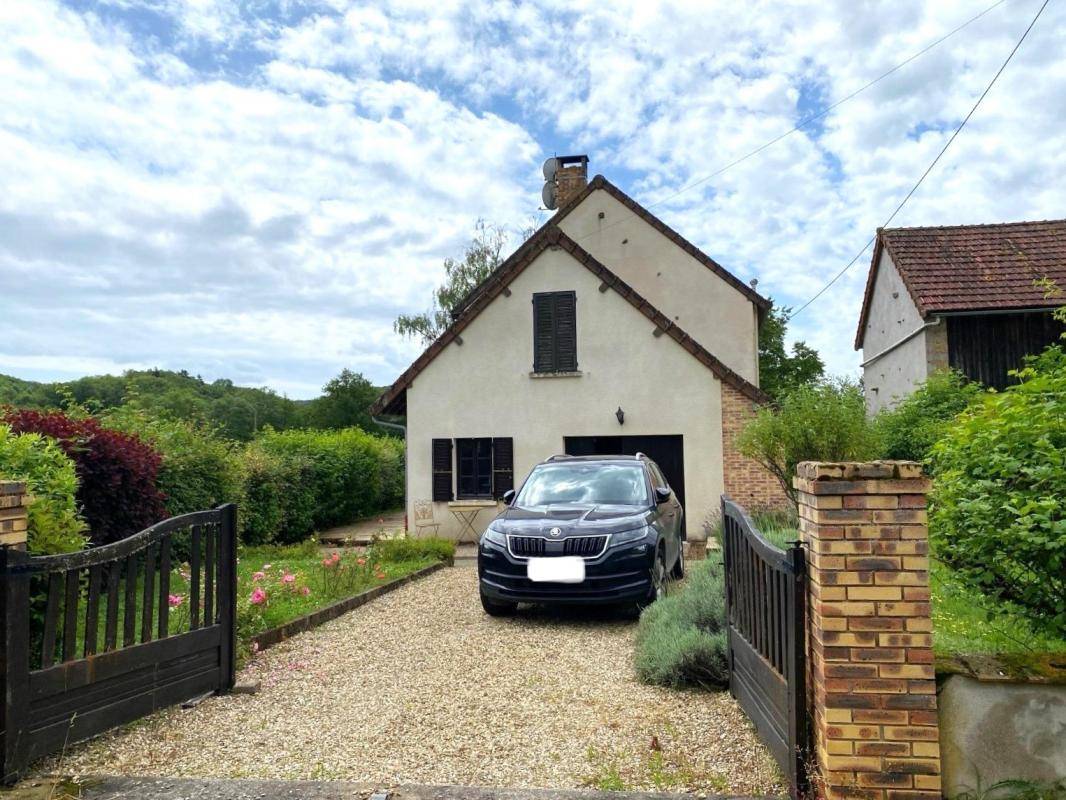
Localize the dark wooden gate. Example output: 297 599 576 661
1 505 237 782
721 497 808 798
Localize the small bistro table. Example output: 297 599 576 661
447 500 498 544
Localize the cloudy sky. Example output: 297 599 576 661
1 0 1063 398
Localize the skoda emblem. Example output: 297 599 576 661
549 527 563 538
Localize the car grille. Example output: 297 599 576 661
509 536 546 557
564 536 608 557
507 535 608 558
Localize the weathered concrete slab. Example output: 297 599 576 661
939 674 1066 795
3 778 779 800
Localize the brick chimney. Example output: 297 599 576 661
553 155 589 207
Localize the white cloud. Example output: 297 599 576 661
2 0 1064 396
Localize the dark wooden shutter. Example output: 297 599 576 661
533 293 555 372
532 292 577 372
492 437 514 499
431 438 453 501
554 291 577 371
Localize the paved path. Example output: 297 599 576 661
39 565 781 795
319 510 406 545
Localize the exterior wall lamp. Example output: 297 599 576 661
615 407 625 425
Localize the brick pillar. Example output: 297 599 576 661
794 462 940 800
0 481 28 550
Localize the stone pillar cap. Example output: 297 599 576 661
795 460 924 481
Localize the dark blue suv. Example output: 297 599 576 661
477 453 684 615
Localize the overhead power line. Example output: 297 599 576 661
572 0 1013 245
789 0 1051 320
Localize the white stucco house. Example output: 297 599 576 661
372 159 785 541
856 220 1066 414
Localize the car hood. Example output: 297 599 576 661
491 504 652 537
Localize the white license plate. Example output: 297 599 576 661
527 556 585 583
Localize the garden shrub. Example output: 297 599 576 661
240 443 317 545
737 378 881 506
257 426 403 533
634 554 730 689
4 409 166 545
370 536 455 564
930 345 1066 634
0 424 87 554
876 370 983 464
103 405 244 518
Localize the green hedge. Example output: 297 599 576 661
930 345 1066 634
0 424 87 554
256 427 404 540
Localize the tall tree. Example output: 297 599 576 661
394 219 508 344
758 301 825 401
306 369 381 432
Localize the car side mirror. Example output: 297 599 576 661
655 486 671 504
501 489 516 505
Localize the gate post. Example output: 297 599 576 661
216 503 238 693
1 482 31 783
794 462 940 800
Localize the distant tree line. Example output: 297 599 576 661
0 367 389 440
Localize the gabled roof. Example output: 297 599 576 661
372 225 769 416
855 219 1066 349
452 174 770 319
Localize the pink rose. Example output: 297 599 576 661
282 573 295 584
301 586 311 596
249 587 267 605
168 594 184 608
252 571 266 582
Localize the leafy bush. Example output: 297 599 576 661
0 424 87 554
257 427 403 533
4 409 166 545
370 536 455 564
737 379 882 505
103 406 243 518
876 370 983 463
240 443 316 545
930 345 1066 634
634 554 730 688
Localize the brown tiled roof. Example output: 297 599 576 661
855 219 1066 349
372 225 769 416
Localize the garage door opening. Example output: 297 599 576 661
563 435 685 534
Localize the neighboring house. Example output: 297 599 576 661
372 158 785 541
856 219 1066 414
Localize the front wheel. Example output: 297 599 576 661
480 588 517 617
633 547 667 616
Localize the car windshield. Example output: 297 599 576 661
516 463 650 507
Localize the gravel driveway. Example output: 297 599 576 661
44 564 783 795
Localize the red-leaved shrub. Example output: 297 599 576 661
4 409 167 545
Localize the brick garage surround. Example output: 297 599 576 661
721 383 789 509
794 461 941 800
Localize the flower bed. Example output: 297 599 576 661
163 537 455 663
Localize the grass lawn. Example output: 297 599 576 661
738 510 1066 660
231 538 450 641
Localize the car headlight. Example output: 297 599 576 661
481 524 507 546
611 526 650 546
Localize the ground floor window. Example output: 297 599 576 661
457 438 493 498
431 437 513 501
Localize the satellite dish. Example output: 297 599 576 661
541 181 557 210
542 157 559 181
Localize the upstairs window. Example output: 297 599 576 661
533 291 578 373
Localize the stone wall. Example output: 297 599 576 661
795 461 941 800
